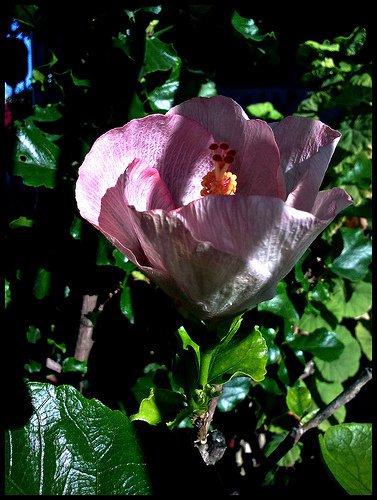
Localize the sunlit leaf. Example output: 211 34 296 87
314 325 361 383
5 383 151 495
130 388 185 426
355 322 372 361
208 326 268 385
319 423 372 495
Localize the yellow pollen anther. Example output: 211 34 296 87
200 143 237 196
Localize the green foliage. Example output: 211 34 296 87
286 380 312 418
319 423 372 495
5 383 151 495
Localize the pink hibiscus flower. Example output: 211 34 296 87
76 96 352 321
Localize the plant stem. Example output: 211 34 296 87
198 348 215 388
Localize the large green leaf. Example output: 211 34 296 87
13 119 61 188
329 228 372 281
5 383 151 495
343 280 372 318
314 325 361 383
207 327 268 385
319 423 372 495
287 328 344 361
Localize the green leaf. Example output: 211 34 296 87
258 281 299 323
148 78 180 112
343 280 372 318
130 388 185 426
288 328 344 361
260 327 280 365
315 379 345 424
231 11 274 42
29 103 63 122
5 279 11 308
259 377 284 395
246 102 283 120
70 216 82 240
197 80 217 97
33 267 51 300
319 423 372 495
208 326 268 385
176 326 200 364
337 155 371 188
96 234 115 266
334 27 367 56
338 114 372 155
141 37 180 76
5 383 151 495
286 380 312 418
9 216 34 229
120 286 134 324
24 360 42 373
61 357 88 374
264 432 302 467
355 322 372 361
329 228 372 281
47 338 66 353
112 248 135 272
217 377 250 412
26 325 41 344
314 325 361 383
13 119 60 188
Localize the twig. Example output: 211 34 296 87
74 294 98 361
262 367 372 471
194 385 227 465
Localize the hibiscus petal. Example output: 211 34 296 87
116 190 350 321
75 113 214 211
311 187 353 220
270 116 340 211
124 159 176 211
168 95 285 199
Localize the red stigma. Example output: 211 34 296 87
219 143 229 150
209 143 219 150
212 154 222 162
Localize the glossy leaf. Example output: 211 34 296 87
130 388 185 426
5 383 151 495
231 11 274 42
286 380 312 418
288 328 344 361
217 377 251 412
314 325 361 383
319 423 372 495
207 327 268 385
141 37 180 76
329 228 372 281
13 119 60 188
